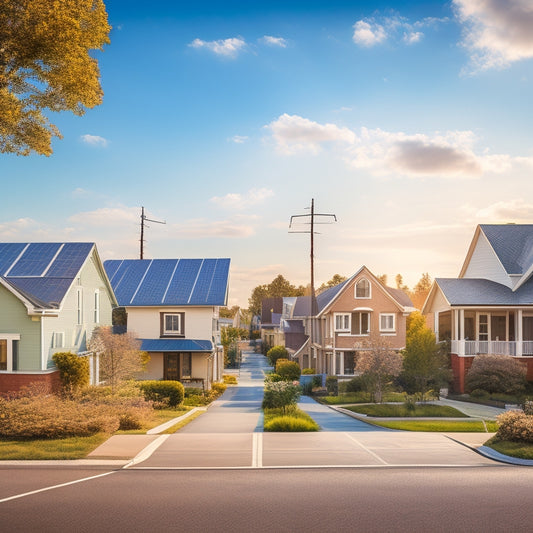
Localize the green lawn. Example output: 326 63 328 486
263 405 319 431
485 437 533 460
369 420 499 432
321 392 405 405
344 404 468 418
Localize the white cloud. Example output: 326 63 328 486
188 37 247 57
352 20 387 47
230 135 248 144
210 188 274 210
69 206 139 227
174 217 255 239
267 113 356 154
474 199 533 222
454 0 533 70
261 35 287 48
403 31 423 44
71 188 91 198
80 134 108 147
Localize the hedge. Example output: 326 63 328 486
139 380 185 407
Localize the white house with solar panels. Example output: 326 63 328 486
0 243 117 393
423 224 533 393
104 258 230 389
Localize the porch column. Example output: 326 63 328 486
459 309 465 356
89 354 94 385
434 311 439 340
339 351 344 375
517 310 523 357
95 353 100 385
331 351 336 375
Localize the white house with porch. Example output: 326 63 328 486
423 224 533 392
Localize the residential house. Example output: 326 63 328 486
291 266 414 376
104 258 230 389
260 297 285 349
423 224 533 392
0 243 117 393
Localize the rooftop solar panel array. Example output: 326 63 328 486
0 242 94 308
104 258 230 307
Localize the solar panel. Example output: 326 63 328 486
103 260 122 283
189 259 216 304
8 277 72 307
163 259 203 305
111 260 151 305
0 243 27 276
46 243 93 278
8 243 62 277
131 259 176 305
207 258 230 305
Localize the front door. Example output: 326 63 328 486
164 353 180 380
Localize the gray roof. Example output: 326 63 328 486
480 224 533 275
384 286 413 308
316 279 350 312
436 277 533 306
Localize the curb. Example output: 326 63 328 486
146 407 207 434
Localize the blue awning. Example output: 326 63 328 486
140 339 214 353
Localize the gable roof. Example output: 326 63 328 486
0 243 101 310
105 258 230 307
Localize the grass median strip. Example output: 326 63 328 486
365 420 499 432
343 404 468 418
263 406 319 432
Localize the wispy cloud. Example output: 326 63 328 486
229 135 248 144
188 37 247 57
352 20 387 47
210 188 274 210
265 114 532 178
473 199 533 222
403 31 423 45
453 0 533 71
260 35 287 48
69 206 139 227
80 134 108 147
266 113 356 154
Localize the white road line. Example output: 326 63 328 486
344 433 389 465
252 433 263 468
0 472 116 504
124 434 170 469
126 464 495 471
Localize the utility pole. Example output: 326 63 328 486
289 199 337 371
140 206 166 259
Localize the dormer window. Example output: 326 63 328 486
355 278 371 298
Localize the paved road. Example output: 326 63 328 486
134 351 497 469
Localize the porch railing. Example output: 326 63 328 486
451 340 533 356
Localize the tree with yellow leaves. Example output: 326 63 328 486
0 0 110 156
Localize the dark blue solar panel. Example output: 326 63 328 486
0 243 27 276
46 243 93 278
9 278 72 307
163 259 203 304
206 258 230 305
111 260 151 305
131 260 177 305
8 243 62 277
189 259 216 304
103 260 122 283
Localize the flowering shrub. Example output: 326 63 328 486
262 381 301 413
496 410 533 443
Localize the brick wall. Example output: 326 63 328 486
0 371 61 394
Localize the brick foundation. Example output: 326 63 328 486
0 371 61 395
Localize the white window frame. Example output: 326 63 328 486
94 289 100 324
0 334 21 372
53 332 65 349
355 278 371 299
334 313 351 332
76 288 83 325
353 312 371 336
379 313 396 333
164 313 182 335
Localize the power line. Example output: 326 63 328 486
140 206 166 259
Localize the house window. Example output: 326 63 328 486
94 290 100 323
352 312 370 335
355 278 371 298
53 332 65 348
160 312 185 336
77 288 83 325
380 314 396 333
0 340 6 371
335 313 351 332
0 335 21 372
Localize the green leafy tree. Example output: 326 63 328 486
410 273 432 310
266 345 289 367
221 326 248 366
219 305 240 319
400 311 450 399
275 359 301 381
317 274 347 294
355 336 403 403
248 275 305 316
262 381 301 414
0 0 111 156
376 274 387 285
52 351 89 396
395 274 408 291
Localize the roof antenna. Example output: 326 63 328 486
140 206 166 259
289 198 337 367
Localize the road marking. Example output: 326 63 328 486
0 472 116 504
124 434 170 469
344 433 389 465
252 432 263 468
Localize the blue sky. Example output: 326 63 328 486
2 0 533 306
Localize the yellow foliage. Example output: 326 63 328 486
0 0 110 155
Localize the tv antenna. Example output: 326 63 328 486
289 198 337 370
140 206 166 259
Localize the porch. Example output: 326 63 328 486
451 340 533 357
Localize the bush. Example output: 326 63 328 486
276 360 301 381
326 376 338 395
265 373 285 383
210 382 227 396
340 376 366 393
470 388 490 399
466 355 527 395
302 368 316 375
52 351 89 395
496 410 533 443
139 380 185 408
262 381 301 412
266 345 289 367
223 374 238 385
264 416 319 432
